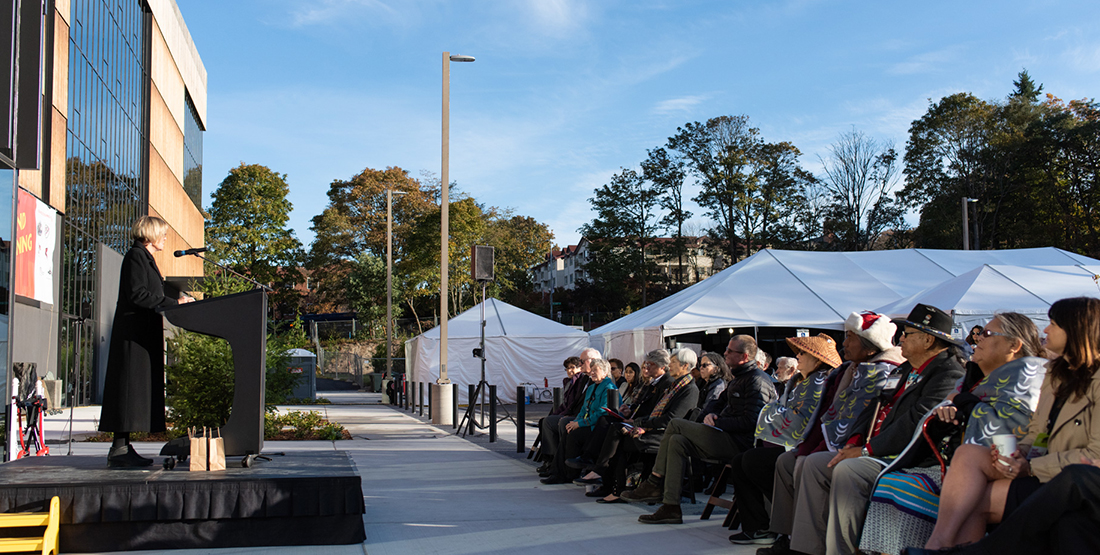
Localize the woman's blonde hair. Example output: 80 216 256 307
131 216 169 244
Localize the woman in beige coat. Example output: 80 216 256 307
925 297 1100 549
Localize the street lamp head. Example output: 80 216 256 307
449 54 476 62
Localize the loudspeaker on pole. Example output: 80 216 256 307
471 245 494 282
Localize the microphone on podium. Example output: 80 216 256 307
173 247 208 257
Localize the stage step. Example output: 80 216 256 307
0 495 58 555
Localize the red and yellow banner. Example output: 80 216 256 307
14 189 55 304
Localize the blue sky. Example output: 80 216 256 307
178 0 1100 249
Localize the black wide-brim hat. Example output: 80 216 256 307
893 303 966 347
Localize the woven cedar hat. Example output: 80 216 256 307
893 303 966 347
785 333 842 369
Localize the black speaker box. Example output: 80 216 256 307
471 245 495 281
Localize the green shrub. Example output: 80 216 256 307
263 410 348 440
165 315 311 434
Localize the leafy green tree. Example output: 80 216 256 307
206 164 303 285
402 196 487 318
643 147 692 288
901 73 1049 250
206 163 304 316
308 166 436 312
1012 69 1044 102
668 115 760 263
485 214 554 305
901 93 998 248
580 167 663 307
751 140 816 249
1027 97 1100 256
345 253 388 327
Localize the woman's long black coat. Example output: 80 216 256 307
98 241 177 433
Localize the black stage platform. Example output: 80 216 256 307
0 451 365 552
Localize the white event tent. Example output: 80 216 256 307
589 248 1100 363
405 298 590 404
873 264 1100 332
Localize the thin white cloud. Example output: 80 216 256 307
288 0 403 27
1064 44 1100 72
887 47 962 75
526 0 588 38
651 95 708 115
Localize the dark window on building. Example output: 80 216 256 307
62 0 148 404
183 90 202 207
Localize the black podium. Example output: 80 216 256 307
158 289 267 457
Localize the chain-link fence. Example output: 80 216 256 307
315 348 405 392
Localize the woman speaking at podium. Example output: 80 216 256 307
99 216 193 468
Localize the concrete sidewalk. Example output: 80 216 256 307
36 399 755 555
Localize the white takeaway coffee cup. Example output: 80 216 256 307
992 434 1018 457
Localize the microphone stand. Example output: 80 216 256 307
182 252 273 292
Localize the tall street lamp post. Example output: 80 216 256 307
385 189 407 388
962 197 978 250
434 51 474 426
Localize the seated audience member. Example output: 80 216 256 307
860 312 1046 555
966 325 983 347
758 349 773 377
621 358 669 418
590 348 701 502
922 297 1100 551
696 352 732 419
619 362 643 406
610 358 625 387
775 356 797 383
763 311 903 555
728 334 841 545
542 358 617 484
567 350 672 480
781 304 965 555
622 335 777 524
902 458 1100 555
537 349 596 476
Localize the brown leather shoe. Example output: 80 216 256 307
638 503 682 524
620 478 663 503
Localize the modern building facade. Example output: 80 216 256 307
3 0 205 457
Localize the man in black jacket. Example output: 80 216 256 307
780 305 965 555
623 335 777 524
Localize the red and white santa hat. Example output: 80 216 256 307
844 311 897 353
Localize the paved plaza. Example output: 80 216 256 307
41 392 756 554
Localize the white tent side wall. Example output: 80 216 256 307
593 327 663 365
407 334 590 404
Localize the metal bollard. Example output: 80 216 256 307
516 386 525 453
419 382 424 417
452 384 459 429
489 385 497 443
552 387 562 413
403 381 409 410
467 384 476 435
427 383 432 420
608 389 620 411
